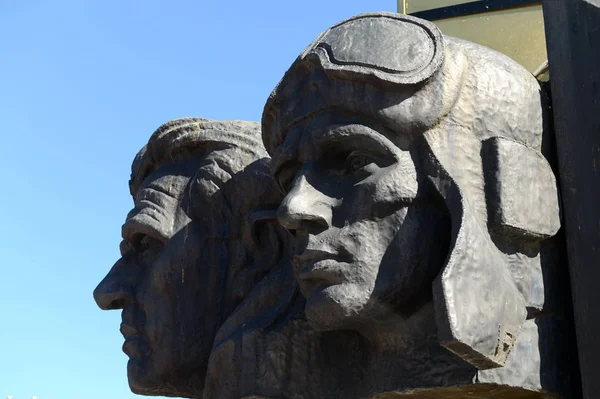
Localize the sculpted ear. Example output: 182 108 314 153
185 160 233 229
247 207 294 270
241 159 295 260
250 208 280 247
222 159 296 305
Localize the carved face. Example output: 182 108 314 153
273 113 450 332
93 161 220 397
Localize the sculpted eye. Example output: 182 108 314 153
131 234 164 255
119 240 132 256
345 151 377 173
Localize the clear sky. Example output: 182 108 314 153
0 1 395 398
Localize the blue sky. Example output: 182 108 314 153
0 1 395 398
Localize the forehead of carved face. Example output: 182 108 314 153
272 111 450 333
94 160 221 397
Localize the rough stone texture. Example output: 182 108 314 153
93 11 577 399
262 11 573 397
94 118 294 398
482 137 560 240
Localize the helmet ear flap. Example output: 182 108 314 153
423 132 561 370
423 131 528 370
482 137 561 241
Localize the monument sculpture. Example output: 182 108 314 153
94 12 578 399
94 118 294 397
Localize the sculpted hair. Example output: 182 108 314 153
129 117 266 198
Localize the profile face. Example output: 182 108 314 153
273 113 449 332
93 161 220 396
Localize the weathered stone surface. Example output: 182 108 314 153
94 118 293 397
93 11 576 399
483 137 560 240
262 11 572 397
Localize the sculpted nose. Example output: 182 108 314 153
277 174 333 233
93 256 137 310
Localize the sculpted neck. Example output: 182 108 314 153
353 301 440 354
311 302 477 398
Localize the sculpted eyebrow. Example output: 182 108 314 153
138 182 180 201
313 125 397 156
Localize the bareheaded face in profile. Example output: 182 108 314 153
94 160 221 397
273 112 449 332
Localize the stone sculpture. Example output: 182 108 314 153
261 11 572 398
94 11 577 399
93 118 293 397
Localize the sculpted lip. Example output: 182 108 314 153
122 337 145 358
297 258 350 297
296 248 339 263
294 246 354 295
120 323 141 339
120 323 145 358
299 258 348 279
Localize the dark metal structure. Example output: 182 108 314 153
543 1 600 398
